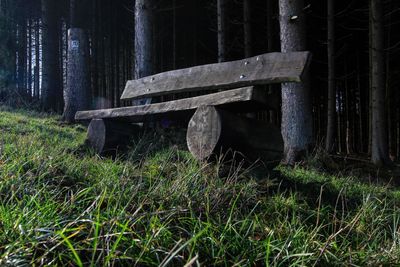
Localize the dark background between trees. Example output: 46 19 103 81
0 0 398 165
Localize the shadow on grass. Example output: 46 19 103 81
71 123 400 215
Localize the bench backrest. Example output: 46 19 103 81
120 51 311 101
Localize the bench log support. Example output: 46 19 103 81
86 119 142 154
186 105 283 161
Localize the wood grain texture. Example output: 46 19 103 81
86 119 141 154
187 105 284 161
76 86 269 121
121 51 311 100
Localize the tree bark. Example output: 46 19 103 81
325 0 336 153
278 0 313 165
134 0 154 79
134 0 154 105
62 28 90 123
70 0 77 27
27 19 32 96
370 0 390 165
34 19 40 100
41 0 63 111
217 0 226 62
243 0 252 58
16 6 26 94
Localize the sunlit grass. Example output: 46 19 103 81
1 106 400 266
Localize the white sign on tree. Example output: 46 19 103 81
71 40 80 50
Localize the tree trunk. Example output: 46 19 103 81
370 0 390 165
217 0 226 62
243 0 252 58
172 0 177 69
325 0 336 153
62 28 90 123
17 14 26 93
278 0 313 165
70 0 77 27
135 0 154 79
41 0 63 111
27 19 32 96
134 0 154 105
34 19 40 100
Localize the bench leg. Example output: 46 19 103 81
86 119 141 154
186 105 283 161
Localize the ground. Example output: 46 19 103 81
0 106 400 266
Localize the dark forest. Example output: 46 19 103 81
1 1 400 265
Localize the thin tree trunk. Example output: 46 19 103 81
243 0 252 58
70 0 77 28
386 3 395 159
91 0 99 108
370 0 390 165
243 0 254 118
173 0 177 69
325 0 336 153
27 19 32 96
17 14 26 93
345 62 352 154
266 0 278 125
34 19 40 100
217 0 226 62
115 19 120 107
41 0 62 111
266 0 274 52
337 88 342 153
279 0 313 165
356 53 363 153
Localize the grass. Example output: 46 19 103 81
1 106 400 266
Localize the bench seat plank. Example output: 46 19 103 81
76 86 269 122
121 51 311 100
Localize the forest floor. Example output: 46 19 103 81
1 106 400 266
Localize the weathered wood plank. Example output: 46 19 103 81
121 51 311 100
187 105 284 161
76 86 270 121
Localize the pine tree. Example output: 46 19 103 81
325 0 336 153
134 0 155 105
370 0 390 165
41 0 63 111
217 0 226 62
62 0 90 123
279 0 313 165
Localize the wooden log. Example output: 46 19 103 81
187 105 284 161
76 86 274 122
121 51 311 100
86 119 141 154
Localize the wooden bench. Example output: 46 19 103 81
76 51 311 161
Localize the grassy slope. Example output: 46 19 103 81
1 106 400 266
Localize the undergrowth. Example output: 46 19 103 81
1 106 400 266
